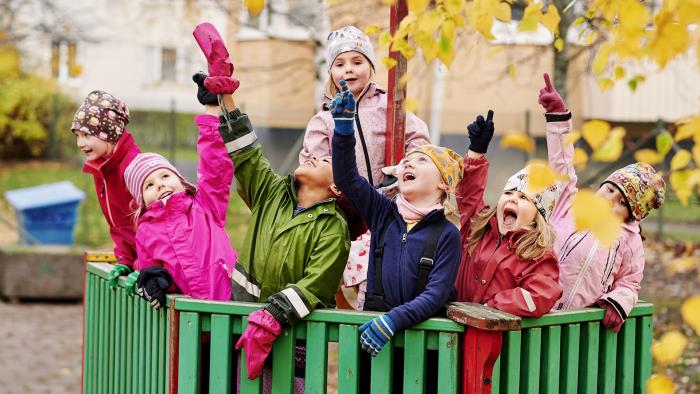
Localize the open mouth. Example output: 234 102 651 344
402 172 416 182
159 191 173 200
503 207 518 225
82 149 93 155
344 77 358 83
304 160 316 168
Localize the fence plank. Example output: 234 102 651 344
437 332 459 394
598 325 618 394
560 324 580 394
541 326 561 394
491 356 501 394
209 314 232 394
404 330 427 394
370 340 393 394
145 302 153 392
520 328 541 394
272 324 296 393
139 300 146 394
84 275 94 393
177 312 201 394
617 318 637 394
305 322 329 394
338 324 360 394
501 331 521 394
239 317 263 393
579 322 600 394
635 315 653 394
97 279 105 392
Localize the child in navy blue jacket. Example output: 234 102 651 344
331 80 462 357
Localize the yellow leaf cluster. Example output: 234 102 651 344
572 190 623 247
634 149 663 165
670 169 700 205
681 295 700 336
526 160 569 193
244 0 265 16
647 374 676 394
500 132 534 152
651 330 688 365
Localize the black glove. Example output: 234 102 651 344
136 266 173 309
192 72 219 106
467 110 495 154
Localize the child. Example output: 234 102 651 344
214 80 350 385
121 74 237 305
539 73 665 332
300 25 432 310
72 91 141 288
454 109 562 318
330 80 461 392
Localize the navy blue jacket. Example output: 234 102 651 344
332 133 461 331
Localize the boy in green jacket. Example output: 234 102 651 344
213 87 350 381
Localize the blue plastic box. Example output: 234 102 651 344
4 181 86 245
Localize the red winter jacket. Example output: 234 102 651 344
454 156 562 318
82 130 141 267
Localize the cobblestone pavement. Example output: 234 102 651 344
0 300 83 393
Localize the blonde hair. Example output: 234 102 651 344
325 67 376 98
466 206 554 261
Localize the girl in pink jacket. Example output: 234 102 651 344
540 73 665 332
299 26 431 310
122 75 237 306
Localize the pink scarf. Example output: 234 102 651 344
395 194 442 222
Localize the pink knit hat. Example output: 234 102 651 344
124 153 192 206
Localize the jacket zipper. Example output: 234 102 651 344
103 179 116 228
563 239 599 309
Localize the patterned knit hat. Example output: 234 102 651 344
71 90 130 143
326 26 376 70
504 167 560 220
602 162 665 221
124 153 193 206
405 145 464 196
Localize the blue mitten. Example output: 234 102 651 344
359 314 395 357
328 79 356 136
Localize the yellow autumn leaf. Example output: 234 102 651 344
507 64 517 79
244 0 265 16
670 149 692 171
493 1 512 22
382 57 398 69
408 0 430 13
441 19 456 41
598 77 614 92
572 190 623 247
670 169 696 205
540 4 561 35
656 131 674 157
500 132 534 152
565 130 581 145
363 25 381 36
592 127 626 162
582 120 611 150
444 0 466 14
592 43 612 75
675 116 700 142
379 31 393 49
519 2 542 32
527 160 568 193
414 31 439 63
573 148 589 170
437 33 456 66
634 149 663 165
648 10 691 68
554 38 565 52
614 66 626 80
681 295 700 336
652 330 688 365
693 145 700 167
647 374 676 394
665 257 698 275
405 98 419 113
417 9 444 35
393 38 417 59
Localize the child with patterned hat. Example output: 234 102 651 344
330 80 461 391
71 90 142 288
539 73 665 332
454 109 563 318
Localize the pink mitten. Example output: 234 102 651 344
538 73 567 113
235 309 282 380
204 76 240 95
193 22 234 77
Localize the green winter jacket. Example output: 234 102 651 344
220 109 350 324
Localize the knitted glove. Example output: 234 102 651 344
135 267 173 309
328 79 356 136
359 314 396 357
107 263 132 289
235 309 283 379
467 110 495 154
538 73 567 113
599 300 624 333
192 72 219 105
204 76 240 95
124 271 140 295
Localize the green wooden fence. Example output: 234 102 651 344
83 260 654 394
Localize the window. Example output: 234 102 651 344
161 47 177 82
50 40 81 80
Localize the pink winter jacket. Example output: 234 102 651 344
134 115 237 301
299 82 430 186
547 117 644 319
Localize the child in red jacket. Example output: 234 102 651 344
71 90 141 287
454 110 562 317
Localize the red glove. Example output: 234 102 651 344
204 76 240 95
538 73 567 113
235 309 282 379
599 300 624 333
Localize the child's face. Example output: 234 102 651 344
294 156 337 195
142 168 186 206
331 51 372 98
496 190 538 235
398 153 446 205
595 183 630 221
73 130 115 162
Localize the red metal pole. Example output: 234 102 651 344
385 0 408 166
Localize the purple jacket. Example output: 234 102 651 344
299 82 430 185
134 115 237 301
547 117 644 319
